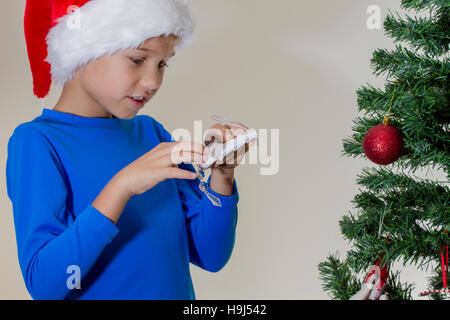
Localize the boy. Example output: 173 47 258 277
6 0 251 299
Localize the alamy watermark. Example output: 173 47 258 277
366 5 381 30
168 121 280 176
365 265 383 290
66 265 81 290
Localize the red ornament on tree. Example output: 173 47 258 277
363 116 404 165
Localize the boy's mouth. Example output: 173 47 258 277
128 96 149 109
128 95 151 102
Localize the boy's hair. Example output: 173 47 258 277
24 0 196 99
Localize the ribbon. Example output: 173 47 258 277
194 165 222 207
419 229 449 297
438 229 449 289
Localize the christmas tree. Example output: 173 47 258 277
318 0 449 300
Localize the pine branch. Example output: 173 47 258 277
318 253 361 300
400 0 450 11
343 212 446 273
355 168 449 225
384 271 414 300
426 264 450 300
356 81 448 117
339 166 449 271
345 235 390 273
384 10 450 56
370 45 449 84
318 254 414 300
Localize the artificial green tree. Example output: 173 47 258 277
318 0 449 300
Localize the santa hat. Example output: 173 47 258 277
24 0 196 99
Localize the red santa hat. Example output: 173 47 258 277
24 0 196 99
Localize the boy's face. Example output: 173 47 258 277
75 34 179 119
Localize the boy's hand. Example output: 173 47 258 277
204 121 255 172
117 141 209 197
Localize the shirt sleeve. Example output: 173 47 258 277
5 125 119 300
152 118 239 273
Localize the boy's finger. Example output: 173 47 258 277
169 141 209 157
205 126 230 144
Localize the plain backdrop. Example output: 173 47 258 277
0 0 445 299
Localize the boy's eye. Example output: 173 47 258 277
129 57 170 69
159 62 170 69
130 57 144 65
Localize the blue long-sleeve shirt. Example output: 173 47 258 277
5 108 239 300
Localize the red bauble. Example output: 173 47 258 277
363 122 404 165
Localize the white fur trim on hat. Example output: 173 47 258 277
44 0 196 86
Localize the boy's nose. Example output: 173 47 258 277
140 72 162 92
